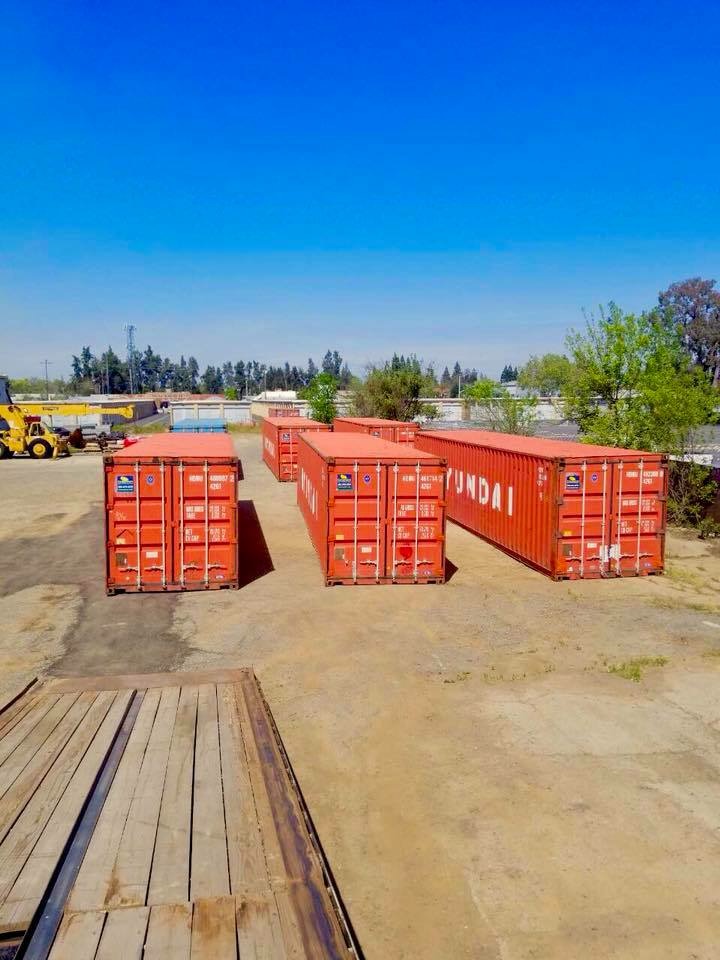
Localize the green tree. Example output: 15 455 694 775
463 381 538 434
301 372 338 423
351 357 437 421
518 353 574 395
658 277 720 386
565 303 717 453
462 377 497 401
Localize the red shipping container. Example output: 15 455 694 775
333 416 418 444
104 433 240 594
297 432 446 585
415 430 668 580
268 406 300 417
262 417 331 481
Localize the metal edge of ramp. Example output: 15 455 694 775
251 676 365 960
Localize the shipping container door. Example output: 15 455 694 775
106 461 172 588
386 461 445 580
172 461 238 585
610 459 666 575
278 429 295 480
555 461 612 578
327 462 385 582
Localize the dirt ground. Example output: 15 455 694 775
1 433 720 960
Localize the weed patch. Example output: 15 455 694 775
608 656 668 682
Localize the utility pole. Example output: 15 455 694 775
41 360 52 399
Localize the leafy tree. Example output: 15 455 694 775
462 378 497 401
188 356 200 392
139 346 162 391
351 356 437 420
668 462 719 528
565 303 717 453
499 364 518 382
463 380 537 434
659 277 720 386
301 372 338 423
201 365 224 393
518 353 574 395
339 363 352 388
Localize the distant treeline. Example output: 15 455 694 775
69 346 354 395
63 348 498 396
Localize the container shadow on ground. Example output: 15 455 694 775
237 499 274 588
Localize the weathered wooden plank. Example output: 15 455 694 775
190 896 236 960
144 902 192 960
0 692 116 911
0 683 40 738
94 905 149 960
47 910 106 960
0 694 92 838
104 686 180 908
68 689 160 913
147 686 198 906
0 692 133 933
217 683 270 898
0 694 64 775
45 669 252 695
236 895 286 960
232 683 285 885
0 678 38 719
190 685 229 901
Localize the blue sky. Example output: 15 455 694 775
2 0 719 378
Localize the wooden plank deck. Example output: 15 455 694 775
0 669 360 959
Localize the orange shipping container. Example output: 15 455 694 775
262 416 331 481
297 432 446 585
105 433 240 594
333 416 418 444
415 430 667 580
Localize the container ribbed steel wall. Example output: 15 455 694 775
415 430 667 580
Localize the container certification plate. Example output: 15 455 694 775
116 474 135 494
337 472 353 491
565 473 581 491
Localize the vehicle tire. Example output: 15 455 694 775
0 440 11 459
28 439 53 459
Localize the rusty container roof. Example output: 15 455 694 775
110 433 237 460
300 431 442 462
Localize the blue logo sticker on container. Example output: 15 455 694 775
146 474 155 485
337 472 353 491
363 473 371 484
566 472 581 490
591 472 598 483
281 432 290 442
116 474 134 494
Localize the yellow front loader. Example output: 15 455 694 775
0 377 134 460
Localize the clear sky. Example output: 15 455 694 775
2 0 719 379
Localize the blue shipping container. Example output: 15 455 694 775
170 418 228 433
